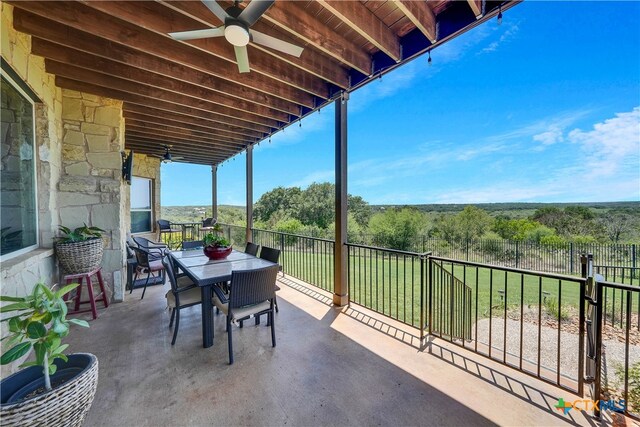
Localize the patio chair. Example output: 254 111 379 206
132 236 167 261
259 246 282 313
157 219 181 246
130 246 165 300
201 217 216 234
182 240 204 250
162 256 202 346
212 265 279 364
244 242 260 256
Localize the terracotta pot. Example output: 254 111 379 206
203 245 232 260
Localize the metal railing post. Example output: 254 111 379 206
280 233 285 275
570 243 575 274
420 254 425 341
593 277 603 419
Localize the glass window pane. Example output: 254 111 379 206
1 76 37 256
131 211 152 234
131 177 151 209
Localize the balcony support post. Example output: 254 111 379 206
246 145 253 243
333 93 349 306
211 164 218 220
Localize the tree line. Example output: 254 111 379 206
245 182 640 251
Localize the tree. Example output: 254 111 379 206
455 206 493 241
368 207 428 251
253 186 302 224
599 211 633 243
297 182 335 229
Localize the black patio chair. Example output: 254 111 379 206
201 217 216 235
157 219 181 246
132 236 167 261
162 256 202 345
130 246 165 300
212 265 279 364
259 246 282 314
244 242 260 256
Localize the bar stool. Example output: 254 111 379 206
63 267 109 320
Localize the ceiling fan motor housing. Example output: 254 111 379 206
224 19 250 46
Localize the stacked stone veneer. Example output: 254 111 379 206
59 90 127 301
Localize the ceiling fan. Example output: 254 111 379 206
168 0 304 73
153 145 184 164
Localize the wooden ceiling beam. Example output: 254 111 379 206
392 1 437 43
75 0 341 95
162 0 369 79
10 3 327 100
467 0 483 18
125 121 249 148
43 56 289 123
124 141 226 165
15 10 314 108
31 39 306 115
317 0 401 62
55 77 274 135
125 135 240 159
123 111 262 141
46 60 281 128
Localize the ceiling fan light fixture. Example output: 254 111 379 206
224 23 250 46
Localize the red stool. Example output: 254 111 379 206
63 267 109 320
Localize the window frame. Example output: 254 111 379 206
130 176 153 234
0 73 39 261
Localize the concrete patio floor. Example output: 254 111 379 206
67 276 600 427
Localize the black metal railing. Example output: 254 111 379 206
351 235 638 276
589 278 640 419
252 228 335 292
346 243 428 329
429 258 473 341
427 256 587 394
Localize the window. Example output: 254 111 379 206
131 177 152 233
1 74 38 259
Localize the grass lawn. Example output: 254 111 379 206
266 245 639 330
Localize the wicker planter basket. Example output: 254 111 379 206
56 238 104 273
0 353 99 427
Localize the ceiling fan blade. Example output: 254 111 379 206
250 30 304 57
234 45 250 73
172 156 185 160
238 0 274 26
201 0 230 23
169 27 224 41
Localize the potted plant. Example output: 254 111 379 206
55 224 105 274
202 231 232 260
0 282 98 427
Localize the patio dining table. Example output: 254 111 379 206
169 249 277 348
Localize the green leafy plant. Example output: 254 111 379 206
615 361 640 411
203 232 230 248
543 297 570 321
1 282 89 392
56 224 105 244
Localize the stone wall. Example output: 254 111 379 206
1 2 63 377
58 90 127 301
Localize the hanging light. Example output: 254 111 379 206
427 51 432 67
497 5 503 25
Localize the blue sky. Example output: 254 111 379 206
162 1 640 207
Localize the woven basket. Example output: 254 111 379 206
0 353 99 427
56 238 104 273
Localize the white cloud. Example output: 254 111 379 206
533 124 565 146
289 169 334 188
480 22 520 54
568 107 640 177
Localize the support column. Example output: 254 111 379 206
333 93 349 306
245 145 253 243
211 164 218 220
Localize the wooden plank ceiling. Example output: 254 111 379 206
9 0 519 165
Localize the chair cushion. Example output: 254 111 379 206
177 275 194 288
148 259 164 272
166 287 202 308
212 296 271 321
